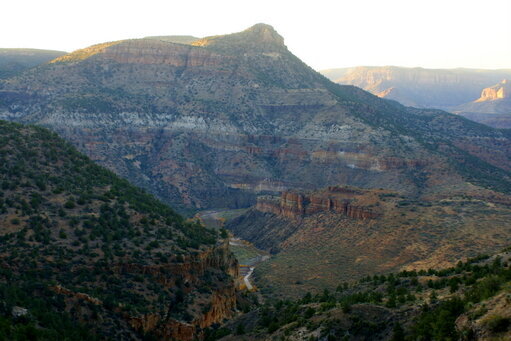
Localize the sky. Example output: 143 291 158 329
1 0 510 71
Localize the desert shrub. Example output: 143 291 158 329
484 315 510 333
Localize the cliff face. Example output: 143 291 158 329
229 186 384 253
129 284 237 341
256 186 380 220
1 25 511 212
475 79 509 102
321 66 511 108
123 242 239 340
321 67 511 129
228 185 511 298
453 79 511 128
38 242 238 341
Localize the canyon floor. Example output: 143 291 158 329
196 209 269 292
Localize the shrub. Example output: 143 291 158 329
484 315 510 333
64 200 75 209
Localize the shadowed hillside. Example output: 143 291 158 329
0 120 238 340
0 48 66 79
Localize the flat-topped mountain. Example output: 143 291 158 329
0 48 66 79
1 24 511 215
321 66 511 108
321 66 511 128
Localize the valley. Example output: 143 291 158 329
195 208 269 292
0 22 510 341
228 186 511 298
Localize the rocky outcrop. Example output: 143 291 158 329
119 242 238 340
51 242 239 341
128 314 196 341
128 285 237 341
116 241 239 285
456 291 511 340
51 285 103 305
256 186 380 220
192 23 286 52
453 79 511 128
321 66 511 108
475 79 509 102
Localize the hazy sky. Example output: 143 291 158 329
2 0 510 70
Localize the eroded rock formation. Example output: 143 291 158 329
50 242 239 341
475 79 509 102
256 186 380 220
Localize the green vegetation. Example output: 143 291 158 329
0 48 65 79
0 120 228 339
229 242 266 266
319 75 511 194
0 282 99 340
50 42 121 64
484 315 511 333
213 251 511 340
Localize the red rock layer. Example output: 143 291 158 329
256 187 380 220
52 242 238 341
128 284 237 341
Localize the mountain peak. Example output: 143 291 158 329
192 23 286 52
243 23 283 43
241 23 284 38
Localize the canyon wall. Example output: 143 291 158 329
2 24 511 211
256 186 380 220
123 241 238 340
322 66 511 108
52 241 239 341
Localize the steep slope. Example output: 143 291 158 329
321 66 511 108
1 24 511 212
0 48 66 79
227 186 511 297
454 79 511 128
213 249 511 340
0 120 238 340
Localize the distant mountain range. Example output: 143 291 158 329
454 79 511 128
0 48 66 79
321 66 511 128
